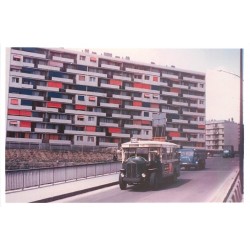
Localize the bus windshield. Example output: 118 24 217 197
123 147 160 162
179 150 194 157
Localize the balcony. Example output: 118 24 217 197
190 120 205 125
171 137 188 141
125 67 160 76
124 124 152 130
113 75 131 81
8 104 32 111
10 71 45 80
38 64 60 71
101 63 120 70
133 115 152 121
100 83 120 89
99 122 119 128
183 76 205 84
66 89 107 98
8 115 43 122
36 107 58 113
76 75 98 86
162 73 179 79
172 83 189 89
183 128 204 133
11 60 35 68
125 86 159 94
37 85 60 92
9 82 33 90
190 85 205 92
161 91 178 97
165 127 178 132
190 138 205 142
51 77 73 84
52 56 74 64
172 101 188 107
190 103 205 108
99 142 119 147
112 94 131 100
183 111 205 116
35 128 58 133
6 137 42 143
112 113 131 119
49 139 72 145
7 126 31 132
183 94 204 99
125 105 159 112
111 133 130 138
100 102 119 108
133 133 152 140
161 109 178 114
172 119 188 124
50 97 72 104
50 118 72 124
11 49 46 59
9 93 44 101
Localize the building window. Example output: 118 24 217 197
89 77 96 82
77 136 83 141
144 112 149 117
12 77 19 83
79 75 85 81
9 121 18 127
200 83 204 88
199 117 204 121
13 55 21 62
80 56 86 61
87 136 94 142
145 75 150 80
10 98 18 105
199 100 204 104
88 116 95 122
77 115 84 121
144 130 150 135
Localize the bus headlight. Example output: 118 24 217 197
142 173 146 178
121 173 125 178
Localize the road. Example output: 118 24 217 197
53 156 239 203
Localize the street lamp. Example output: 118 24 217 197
217 49 244 194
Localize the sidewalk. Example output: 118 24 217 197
6 173 119 203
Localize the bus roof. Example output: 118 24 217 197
121 140 180 148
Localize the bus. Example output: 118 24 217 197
178 148 206 170
119 139 180 190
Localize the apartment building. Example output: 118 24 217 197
6 48 206 148
206 119 240 152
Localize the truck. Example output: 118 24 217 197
222 145 235 158
178 148 207 170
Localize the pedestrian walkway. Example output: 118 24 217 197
6 173 119 203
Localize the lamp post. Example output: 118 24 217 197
217 49 244 194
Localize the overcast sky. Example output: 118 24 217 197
87 48 241 123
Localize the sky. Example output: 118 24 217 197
87 48 241 123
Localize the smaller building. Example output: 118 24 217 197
206 119 239 153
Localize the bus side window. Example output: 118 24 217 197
162 148 167 161
167 147 172 160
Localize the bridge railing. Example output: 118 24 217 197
6 161 122 192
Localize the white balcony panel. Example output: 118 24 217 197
7 126 31 132
101 64 120 70
64 130 86 135
53 56 74 64
38 64 60 71
133 115 152 121
133 134 153 140
8 115 43 122
65 110 106 117
11 49 46 59
11 60 35 68
190 121 205 125
50 97 72 104
99 122 119 127
190 103 205 108
37 85 59 92
183 128 204 133
162 73 179 79
67 68 86 74
6 137 42 143
76 75 98 86
172 101 188 107
77 70 107 78
190 86 205 92
112 94 131 100
100 83 120 89
172 83 189 89
99 142 119 147
112 113 131 119
66 89 107 97
190 138 206 142
111 133 130 138
50 118 72 124
74 120 96 126
8 104 32 110
183 94 204 99
172 119 188 124
51 77 73 84
83 131 105 136
133 97 162 104
36 107 58 113
161 109 178 114
35 128 58 133
9 93 44 101
113 75 131 81
166 127 178 132
183 111 205 116
161 91 178 97
125 67 160 76
49 139 72 145
183 76 205 83
125 105 159 112
124 124 152 130
100 102 119 108
125 86 159 94
9 82 29 89
10 71 45 80
172 137 188 141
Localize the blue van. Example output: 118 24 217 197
178 148 206 170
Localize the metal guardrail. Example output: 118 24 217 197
6 161 122 192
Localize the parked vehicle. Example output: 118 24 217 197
178 148 206 170
223 145 235 158
119 139 180 190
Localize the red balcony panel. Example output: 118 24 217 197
75 105 86 110
20 121 31 128
110 79 122 86
141 120 151 125
85 126 96 132
110 98 122 105
48 61 63 67
10 98 19 105
8 109 20 116
90 57 97 62
48 81 63 88
109 127 121 133
169 131 180 137
19 110 32 117
170 88 181 93
151 103 159 108
198 125 205 129
133 120 142 125
133 101 142 107
47 102 62 108
49 134 59 140
134 82 151 89
153 76 158 82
